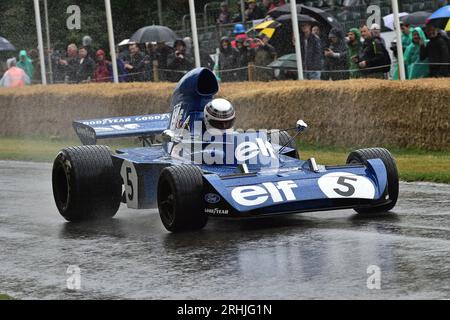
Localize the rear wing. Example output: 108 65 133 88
73 113 170 145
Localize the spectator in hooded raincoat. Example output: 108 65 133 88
323 28 349 80
218 37 239 82
347 28 362 78
392 22 414 79
404 27 430 79
17 50 34 80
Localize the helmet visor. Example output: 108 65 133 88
208 118 235 130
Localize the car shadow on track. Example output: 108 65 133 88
58 209 401 243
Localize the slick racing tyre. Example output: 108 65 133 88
157 165 208 232
268 130 299 159
52 145 122 222
346 148 399 214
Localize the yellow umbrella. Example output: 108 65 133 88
254 20 278 30
252 20 281 39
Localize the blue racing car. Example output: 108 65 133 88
52 68 399 232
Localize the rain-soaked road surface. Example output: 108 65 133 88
0 160 449 300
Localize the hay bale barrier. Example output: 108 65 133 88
0 79 449 150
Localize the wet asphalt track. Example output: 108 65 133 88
0 160 449 300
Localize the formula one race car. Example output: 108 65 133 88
52 68 399 232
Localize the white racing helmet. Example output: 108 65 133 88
204 98 235 131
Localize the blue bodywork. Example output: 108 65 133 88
73 68 390 217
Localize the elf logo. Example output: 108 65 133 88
231 180 298 206
235 138 276 162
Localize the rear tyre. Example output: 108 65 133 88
157 165 208 232
346 148 399 214
52 145 122 222
268 130 299 159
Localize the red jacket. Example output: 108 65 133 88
94 60 111 82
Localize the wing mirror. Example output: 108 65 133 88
296 120 308 132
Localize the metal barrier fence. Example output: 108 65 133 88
30 61 450 85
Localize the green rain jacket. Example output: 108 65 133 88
347 28 362 78
393 29 414 79
17 50 34 79
404 27 430 79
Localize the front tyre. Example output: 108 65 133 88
157 165 208 232
347 148 399 214
52 145 122 222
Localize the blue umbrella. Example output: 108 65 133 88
427 5 450 31
0 36 16 52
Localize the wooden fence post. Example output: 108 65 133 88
152 60 159 82
248 62 255 82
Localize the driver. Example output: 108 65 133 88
203 98 235 132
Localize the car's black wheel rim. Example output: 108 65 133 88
54 162 69 210
161 194 175 224
159 179 176 225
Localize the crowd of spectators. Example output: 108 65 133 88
1 0 449 87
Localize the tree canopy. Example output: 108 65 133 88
0 0 215 52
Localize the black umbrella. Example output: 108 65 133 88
0 36 16 52
400 11 432 26
129 25 178 44
268 4 300 18
276 14 318 24
300 5 343 31
268 4 342 31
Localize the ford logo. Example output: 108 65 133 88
205 193 220 204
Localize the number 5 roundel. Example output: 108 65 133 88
318 172 376 199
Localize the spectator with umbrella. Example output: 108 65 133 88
129 25 178 82
420 23 449 77
254 34 277 81
323 28 349 80
0 36 16 52
298 21 323 80
167 39 194 82
125 43 146 82
400 11 432 28
426 4 450 32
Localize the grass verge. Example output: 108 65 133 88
0 294 14 300
0 137 448 183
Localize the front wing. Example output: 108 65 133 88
202 159 388 217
